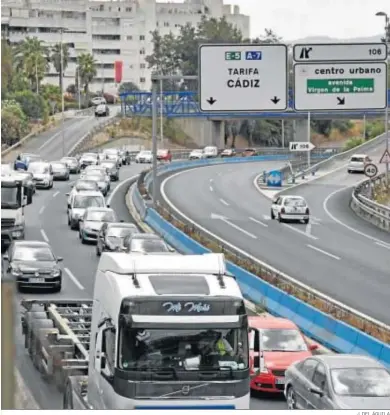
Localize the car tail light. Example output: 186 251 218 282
281 208 285 214
306 207 310 214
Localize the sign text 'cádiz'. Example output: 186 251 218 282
227 68 260 88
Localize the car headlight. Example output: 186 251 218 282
11 268 21 277
52 269 61 277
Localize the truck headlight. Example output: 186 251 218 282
12 231 23 238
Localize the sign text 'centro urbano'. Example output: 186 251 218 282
198 44 288 112
294 62 388 111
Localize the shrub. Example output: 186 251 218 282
343 137 364 151
1 100 29 145
366 120 385 139
8 90 49 120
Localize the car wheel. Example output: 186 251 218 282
304 218 309 224
53 283 62 293
286 386 297 410
270 209 275 220
278 213 283 223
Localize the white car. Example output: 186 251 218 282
91 97 106 106
347 154 372 173
189 149 205 160
27 162 54 189
79 153 100 168
95 104 109 117
65 179 100 207
271 195 310 224
203 146 218 158
67 190 108 230
135 150 152 163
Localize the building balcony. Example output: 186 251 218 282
91 25 121 35
93 54 121 64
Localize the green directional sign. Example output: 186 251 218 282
307 78 375 94
225 51 241 61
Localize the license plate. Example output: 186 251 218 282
29 278 44 283
275 378 285 385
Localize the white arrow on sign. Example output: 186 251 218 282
289 142 316 152
268 172 281 185
210 213 257 239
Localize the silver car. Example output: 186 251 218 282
285 354 390 409
61 157 80 174
51 161 70 181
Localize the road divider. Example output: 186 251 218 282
351 173 390 232
130 156 390 369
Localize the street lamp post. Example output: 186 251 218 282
376 11 390 188
60 28 65 157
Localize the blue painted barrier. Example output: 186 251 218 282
141 207 390 368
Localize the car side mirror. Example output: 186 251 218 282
309 387 323 397
65 193 70 196
106 204 110 208
3 253 9 260
120 219 124 223
67 203 71 209
57 257 63 262
309 344 318 351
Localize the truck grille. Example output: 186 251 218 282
1 218 15 229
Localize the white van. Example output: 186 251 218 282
347 154 372 173
203 146 218 158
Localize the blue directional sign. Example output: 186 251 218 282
245 51 262 60
266 170 282 187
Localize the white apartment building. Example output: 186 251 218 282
1 0 250 92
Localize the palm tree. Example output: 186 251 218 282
51 43 70 91
14 37 49 92
77 53 97 97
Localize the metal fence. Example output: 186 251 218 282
351 173 390 232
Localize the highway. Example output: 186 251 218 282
11 127 287 409
160 150 390 326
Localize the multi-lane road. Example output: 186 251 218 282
160 146 390 326
10 121 287 409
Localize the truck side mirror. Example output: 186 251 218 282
100 352 107 369
22 195 27 207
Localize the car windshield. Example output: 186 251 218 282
107 226 136 237
28 164 49 174
118 326 249 372
140 151 151 156
84 175 103 182
351 157 364 162
331 368 390 397
13 246 55 261
73 195 105 208
86 210 115 222
260 329 308 352
101 162 115 169
52 163 66 169
284 198 306 207
1 187 20 208
75 181 98 191
130 238 170 253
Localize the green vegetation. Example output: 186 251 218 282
144 17 365 146
1 37 100 147
343 120 386 150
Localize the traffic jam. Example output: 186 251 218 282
1 146 390 410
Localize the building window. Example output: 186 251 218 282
164 22 169 27
140 77 146 83
139 35 145 41
126 35 132 40
126 7 132 12
140 63 146 69
139 48 145 55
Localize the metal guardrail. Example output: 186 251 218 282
350 173 390 232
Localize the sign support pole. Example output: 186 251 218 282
281 120 285 148
363 114 366 140
385 100 389 190
307 111 311 169
151 75 198 207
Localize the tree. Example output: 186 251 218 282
1 100 29 145
8 90 49 120
1 39 13 99
14 36 49 92
51 43 70 91
77 53 97 95
119 81 140 93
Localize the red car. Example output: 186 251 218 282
249 316 317 393
157 149 172 162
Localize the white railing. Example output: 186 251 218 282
351 173 390 232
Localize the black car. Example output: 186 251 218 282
99 161 119 181
119 150 131 165
96 222 138 256
3 240 63 292
122 233 173 254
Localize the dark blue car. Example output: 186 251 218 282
14 153 42 170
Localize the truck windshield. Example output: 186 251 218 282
118 326 248 372
1 187 20 208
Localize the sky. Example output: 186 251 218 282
232 0 390 40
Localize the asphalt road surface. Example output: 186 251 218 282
160 154 390 326
11 131 286 408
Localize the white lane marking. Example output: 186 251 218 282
220 217 257 239
106 172 142 205
219 198 230 206
160 167 389 330
64 267 85 290
39 206 45 215
263 214 271 220
323 186 390 247
40 229 49 243
376 241 390 250
209 186 213 192
249 216 268 227
37 116 91 151
307 244 341 260
283 223 319 240
52 191 60 198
